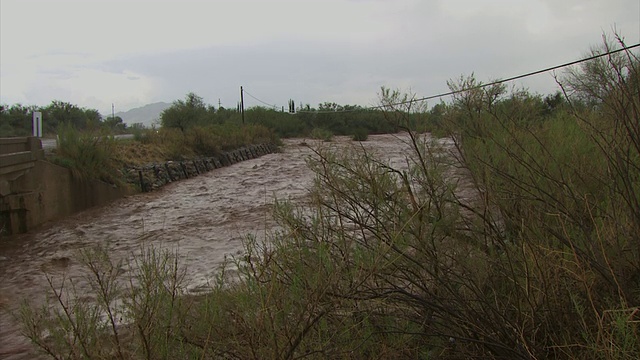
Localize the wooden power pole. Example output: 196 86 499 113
240 86 245 124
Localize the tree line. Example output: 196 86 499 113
159 91 430 138
0 101 128 136
2 88 570 140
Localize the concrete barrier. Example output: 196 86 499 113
0 137 130 235
124 143 278 192
0 137 44 194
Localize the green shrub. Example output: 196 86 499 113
21 246 189 360
130 124 278 160
130 125 154 143
351 128 369 141
53 123 121 184
310 127 333 141
185 126 221 156
437 35 640 358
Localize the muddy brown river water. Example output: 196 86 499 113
0 133 457 359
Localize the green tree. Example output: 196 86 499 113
83 108 102 130
103 116 127 133
0 104 38 136
160 92 210 132
42 101 102 133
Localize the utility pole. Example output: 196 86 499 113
112 103 115 120
240 86 245 124
218 98 221 108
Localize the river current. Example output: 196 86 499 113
0 133 451 359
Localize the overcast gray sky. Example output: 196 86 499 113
1 0 639 115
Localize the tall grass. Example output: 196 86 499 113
53 123 121 184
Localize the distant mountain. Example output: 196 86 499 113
115 102 171 127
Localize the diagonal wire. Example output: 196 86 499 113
245 42 640 113
242 89 279 109
372 42 640 109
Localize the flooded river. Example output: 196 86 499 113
0 134 451 359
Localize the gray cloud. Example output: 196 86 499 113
1 0 638 112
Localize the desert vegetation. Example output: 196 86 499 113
1 88 417 186
18 35 640 359
49 121 278 185
157 92 413 140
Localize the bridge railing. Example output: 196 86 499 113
0 137 43 155
0 137 44 185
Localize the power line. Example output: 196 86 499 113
242 89 359 114
242 89 279 109
374 42 640 109
245 43 640 112
296 105 370 114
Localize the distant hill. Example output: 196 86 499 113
115 102 171 127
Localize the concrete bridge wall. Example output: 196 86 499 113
0 138 131 235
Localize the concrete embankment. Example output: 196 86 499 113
1 137 128 235
123 143 279 192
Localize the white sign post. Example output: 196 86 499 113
32 112 42 137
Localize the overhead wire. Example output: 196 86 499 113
242 89 279 109
296 107 369 114
243 88 364 114
243 42 640 113
373 42 640 109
